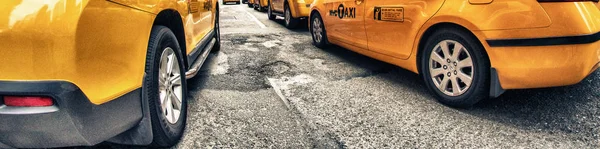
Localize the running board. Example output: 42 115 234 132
185 38 216 79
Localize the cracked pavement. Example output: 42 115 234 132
90 2 600 149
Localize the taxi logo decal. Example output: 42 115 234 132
374 6 404 22
329 4 356 19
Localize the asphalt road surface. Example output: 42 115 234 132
91 2 600 149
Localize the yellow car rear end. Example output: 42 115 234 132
309 0 600 107
267 0 313 28
0 0 221 148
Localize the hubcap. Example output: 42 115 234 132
158 47 183 124
285 7 290 25
312 18 323 43
429 40 474 97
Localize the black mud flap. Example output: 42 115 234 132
106 73 153 145
489 68 505 98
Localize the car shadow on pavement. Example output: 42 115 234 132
186 53 219 97
272 18 310 33
316 44 434 97
316 44 600 141
465 70 600 139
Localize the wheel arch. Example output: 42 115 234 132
152 9 188 69
415 22 490 75
309 9 324 32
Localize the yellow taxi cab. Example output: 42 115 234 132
309 0 600 107
248 0 255 7
223 0 240 5
0 0 220 148
253 0 269 12
267 0 313 28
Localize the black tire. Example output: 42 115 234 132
310 13 328 48
284 3 299 29
237 1 240 4
248 3 253 7
253 3 259 10
256 1 265 12
267 1 276 20
212 3 221 53
420 27 490 108
144 26 188 147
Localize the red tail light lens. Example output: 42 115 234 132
3 96 54 107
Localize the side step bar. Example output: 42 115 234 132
185 38 216 79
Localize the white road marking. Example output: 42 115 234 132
267 78 291 109
245 10 267 28
266 74 314 110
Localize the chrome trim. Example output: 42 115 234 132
185 38 216 79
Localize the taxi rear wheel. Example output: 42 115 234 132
144 26 188 147
284 3 299 29
256 1 265 11
248 2 253 7
420 27 489 108
212 3 221 53
310 13 328 48
267 1 276 20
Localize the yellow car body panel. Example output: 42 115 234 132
0 0 218 147
255 0 269 8
0 0 217 105
310 0 600 90
271 0 313 18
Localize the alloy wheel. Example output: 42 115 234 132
158 47 184 124
285 7 291 25
429 40 474 97
312 18 323 43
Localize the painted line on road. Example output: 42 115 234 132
267 78 292 109
245 10 267 28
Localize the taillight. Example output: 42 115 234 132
538 0 598 2
2 96 54 107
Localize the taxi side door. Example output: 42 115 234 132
324 0 367 49
189 0 215 48
271 0 284 11
364 0 445 59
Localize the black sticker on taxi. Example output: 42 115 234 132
374 6 404 22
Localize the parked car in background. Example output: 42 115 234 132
267 0 313 28
253 0 269 12
309 0 600 107
248 0 255 7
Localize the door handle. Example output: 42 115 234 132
355 0 363 5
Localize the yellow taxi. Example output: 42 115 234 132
309 0 600 107
0 0 220 148
248 0 256 7
267 0 313 28
253 0 269 12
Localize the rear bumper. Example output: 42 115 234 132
479 1 600 89
485 35 600 89
0 81 142 148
